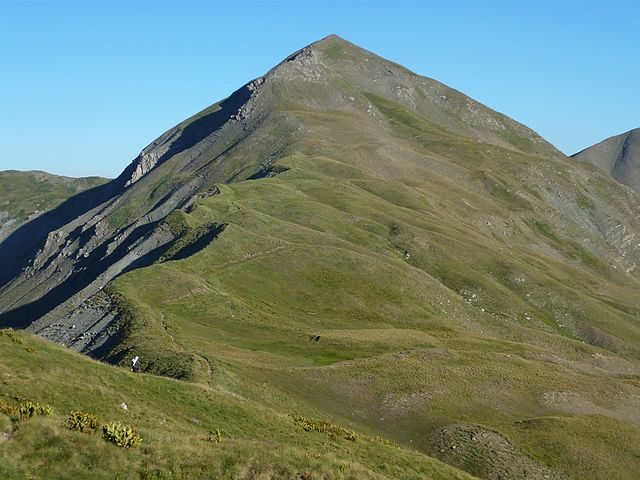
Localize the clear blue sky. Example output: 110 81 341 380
1 0 638 178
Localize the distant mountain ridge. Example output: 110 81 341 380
0 170 108 241
573 128 640 192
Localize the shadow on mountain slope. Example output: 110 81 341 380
0 79 258 327
0 219 177 328
162 82 255 161
0 173 130 290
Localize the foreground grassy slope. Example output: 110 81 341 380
105 139 640 478
0 329 475 480
112 187 640 478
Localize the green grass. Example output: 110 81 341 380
508 415 640 479
0 329 476 480
98 134 640 478
83 83 640 478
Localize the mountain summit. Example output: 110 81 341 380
2 36 640 479
0 34 566 337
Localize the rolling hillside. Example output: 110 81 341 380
2 35 640 479
0 329 476 479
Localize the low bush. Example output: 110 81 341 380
102 421 142 448
207 428 222 444
0 398 17 415
19 401 53 419
292 415 358 441
0 328 23 344
67 410 100 433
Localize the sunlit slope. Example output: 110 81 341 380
96 38 640 480
0 329 476 480
106 101 640 478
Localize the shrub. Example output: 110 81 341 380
67 410 100 433
207 428 222 444
0 399 17 415
102 421 142 448
19 401 53 419
292 415 358 441
344 430 359 442
0 328 23 344
373 435 398 448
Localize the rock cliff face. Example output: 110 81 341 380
0 74 269 348
573 128 640 193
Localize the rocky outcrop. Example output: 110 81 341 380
0 74 261 335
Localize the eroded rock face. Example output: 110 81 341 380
36 290 122 356
125 127 184 187
126 152 161 187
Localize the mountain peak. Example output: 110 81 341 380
309 33 366 50
573 127 640 192
5 37 640 480
0 34 565 337
312 33 345 43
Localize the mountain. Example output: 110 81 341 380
0 34 572 348
2 35 640 479
572 128 640 193
0 170 108 241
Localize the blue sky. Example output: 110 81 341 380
1 0 638 178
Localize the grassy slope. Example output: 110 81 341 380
105 108 640 478
0 329 475 480
0 170 108 225
5 37 640 479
